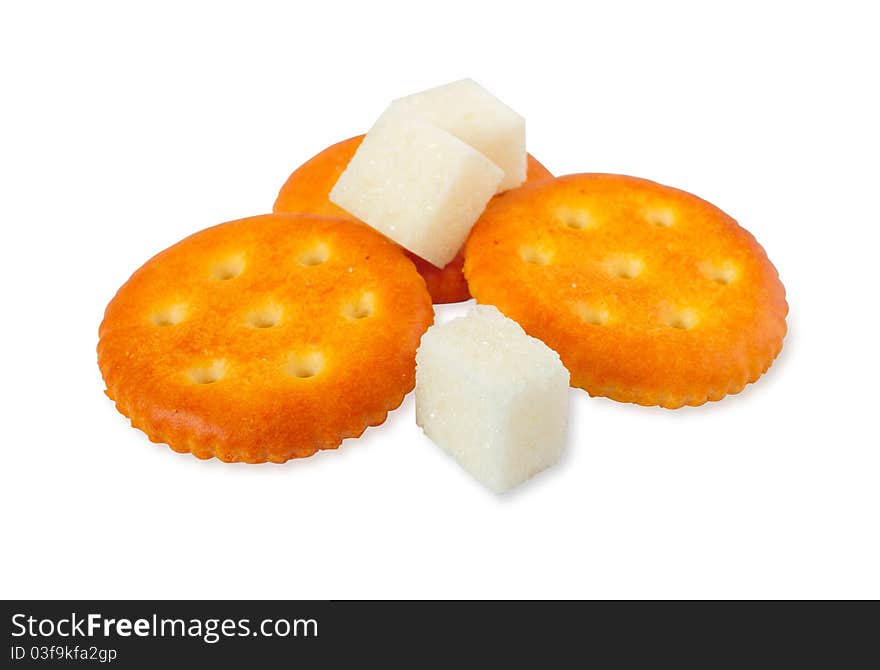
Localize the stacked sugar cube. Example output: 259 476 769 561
330 79 526 267
389 79 527 193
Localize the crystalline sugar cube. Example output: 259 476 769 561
415 305 570 493
329 110 503 267
389 78 526 193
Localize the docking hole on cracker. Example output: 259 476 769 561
415 305 570 494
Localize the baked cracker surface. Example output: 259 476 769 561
464 173 788 408
98 213 434 462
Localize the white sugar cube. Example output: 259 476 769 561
389 79 526 193
415 305 570 494
329 110 503 268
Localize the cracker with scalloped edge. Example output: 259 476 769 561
464 173 787 408
98 213 434 462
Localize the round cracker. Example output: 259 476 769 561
273 134 553 303
464 174 787 408
98 213 434 462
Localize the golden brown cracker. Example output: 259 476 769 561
273 134 553 303
98 213 434 462
464 173 787 408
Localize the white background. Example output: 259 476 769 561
1 1 878 599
